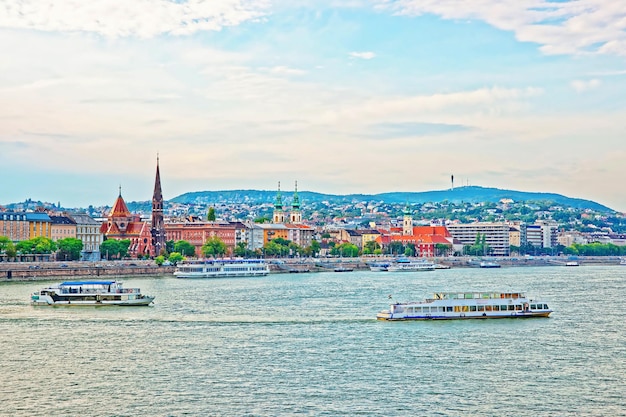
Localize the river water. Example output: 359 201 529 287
0 266 624 416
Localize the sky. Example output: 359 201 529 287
1 0 625 212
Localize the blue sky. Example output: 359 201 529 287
1 0 625 211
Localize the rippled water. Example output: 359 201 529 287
1 266 624 416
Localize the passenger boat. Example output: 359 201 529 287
31 280 155 306
377 291 552 320
479 261 501 268
173 258 270 278
369 262 390 272
386 258 435 272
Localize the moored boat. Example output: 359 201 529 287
565 261 579 266
369 262 390 272
31 280 155 306
377 291 552 320
479 261 501 268
386 257 435 272
174 258 270 278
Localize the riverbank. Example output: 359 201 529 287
1 256 622 282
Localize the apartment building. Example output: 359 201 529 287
446 222 510 256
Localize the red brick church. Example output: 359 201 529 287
100 158 166 258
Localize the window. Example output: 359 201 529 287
478 306 485 312
501 305 508 311
530 304 536 309
508 305 514 311
470 306 477 312
515 305 522 311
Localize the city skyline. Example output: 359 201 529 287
1 1 625 211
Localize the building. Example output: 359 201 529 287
165 220 237 257
49 214 76 241
100 188 153 258
69 213 103 261
0 211 29 242
27 212 52 239
446 222 510 256
525 221 558 249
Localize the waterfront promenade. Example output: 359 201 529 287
0 256 622 282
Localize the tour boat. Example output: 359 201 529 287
377 291 552 320
479 261 501 268
369 262 390 272
620 258 626 266
386 258 435 272
173 258 270 278
31 280 155 306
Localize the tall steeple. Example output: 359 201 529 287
273 181 285 224
402 202 413 236
290 180 302 224
151 155 166 256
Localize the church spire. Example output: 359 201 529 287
290 180 302 224
273 181 285 224
151 156 166 256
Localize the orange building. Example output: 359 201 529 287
165 221 237 257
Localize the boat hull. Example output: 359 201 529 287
31 295 155 307
376 311 551 320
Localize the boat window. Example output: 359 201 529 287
470 306 477 312
462 306 469 312
508 305 515 311
500 305 506 311
438 307 445 312
454 306 461 312
477 306 484 312
446 306 453 312
464 293 473 299
482 293 490 299
490 305 497 311
515 305 522 311
530 304 536 309
543 304 549 309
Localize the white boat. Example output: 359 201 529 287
31 280 155 306
620 258 626 265
386 258 435 272
174 258 270 278
479 261 501 268
565 261 579 266
369 262 390 272
377 291 552 321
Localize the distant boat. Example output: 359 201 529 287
479 261 501 269
334 267 354 272
620 258 626 266
387 258 435 272
565 261 579 267
174 258 270 278
369 262 390 272
433 263 451 269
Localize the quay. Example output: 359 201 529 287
0 256 621 282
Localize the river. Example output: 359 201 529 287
1 266 624 416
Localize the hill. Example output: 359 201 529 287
170 186 613 212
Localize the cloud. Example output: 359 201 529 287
0 0 270 38
349 51 376 59
571 78 601 92
365 122 471 138
379 0 626 56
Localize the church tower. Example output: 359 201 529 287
290 181 302 224
402 203 413 236
151 156 166 256
272 181 285 224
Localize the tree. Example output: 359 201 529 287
207 206 216 221
155 255 165 266
56 237 83 261
364 240 380 254
166 240 175 254
100 239 131 260
201 237 227 258
168 252 184 265
174 240 196 257
0 236 16 260
309 239 321 257
16 237 57 254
